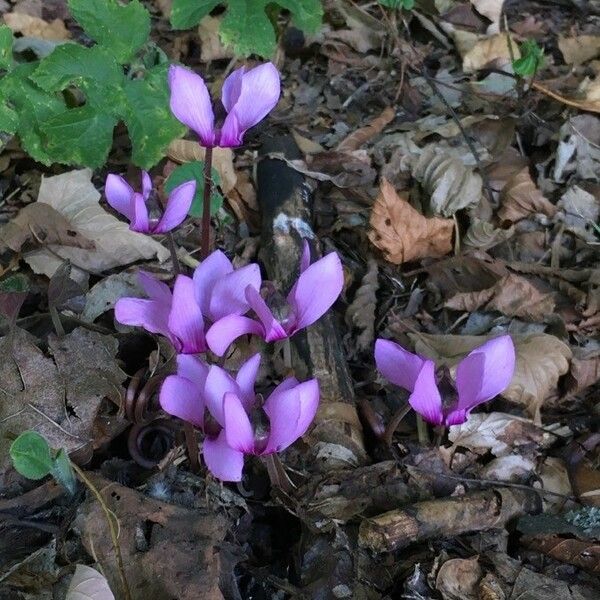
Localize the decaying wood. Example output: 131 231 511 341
358 489 541 553
257 136 367 470
521 535 600 574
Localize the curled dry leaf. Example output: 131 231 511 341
435 556 482 600
557 186 600 243
336 106 395 153
345 257 379 354
558 35 600 66
368 179 454 264
470 0 503 33
66 564 115 600
412 146 483 217
462 33 518 73
463 219 514 250
521 535 600 574
498 168 557 223
444 273 556 321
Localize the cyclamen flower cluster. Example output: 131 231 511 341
115 245 343 481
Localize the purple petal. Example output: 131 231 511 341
203 431 244 481
168 275 206 353
160 374 205 428
154 180 196 234
193 250 233 315
141 170 152 199
219 62 280 147
138 271 172 305
374 339 427 393
205 314 265 356
245 285 287 342
203 365 238 426
221 66 244 112
168 65 216 147
452 335 516 424
287 252 343 332
105 174 134 220
235 353 261 411
177 354 209 386
115 297 172 341
408 361 444 426
223 392 255 453
208 263 262 321
263 379 319 454
130 192 150 232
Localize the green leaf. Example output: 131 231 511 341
122 65 185 169
32 44 125 108
0 100 18 134
171 0 221 29
0 25 13 71
10 431 54 480
51 449 77 495
0 273 29 293
513 39 544 78
40 105 117 168
67 0 151 64
378 0 414 9
277 0 324 32
220 0 277 57
165 161 223 218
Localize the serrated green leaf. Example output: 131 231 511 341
165 160 223 218
122 65 185 169
0 25 13 71
0 100 18 134
220 0 277 57
278 0 323 33
10 431 54 480
171 0 221 29
40 105 117 168
32 44 125 108
51 449 77 495
67 0 151 64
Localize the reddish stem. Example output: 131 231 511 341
201 147 213 259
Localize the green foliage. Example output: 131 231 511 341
0 2 183 169
10 431 77 494
170 0 323 57
512 39 544 78
165 160 223 218
378 0 415 8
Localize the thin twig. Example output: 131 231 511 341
166 232 181 276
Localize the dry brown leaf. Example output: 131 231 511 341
498 168 557 223
198 16 234 61
66 565 115 600
25 170 169 278
532 79 600 115
462 33 518 73
0 203 95 253
368 179 454 264
435 556 482 600
559 35 600 66
3 12 70 40
336 106 395 152
470 0 503 32
522 535 600 574
412 146 483 216
167 139 237 193
445 273 555 321
557 186 600 243
463 219 514 250
345 257 379 354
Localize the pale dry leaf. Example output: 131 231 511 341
435 556 482 600
557 186 600 243
412 146 483 216
462 33 519 73
66 564 115 600
25 169 169 278
198 16 234 62
470 0 503 33
345 257 379 353
325 0 384 53
3 12 70 40
292 130 325 155
336 107 395 153
368 179 454 264
82 272 140 323
498 168 557 223
481 455 536 482
558 35 600 66
167 139 236 193
463 219 514 250
539 457 572 512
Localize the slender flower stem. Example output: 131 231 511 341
183 423 200 472
262 453 294 493
200 147 214 259
283 337 293 374
416 414 430 445
166 232 181 276
382 403 412 447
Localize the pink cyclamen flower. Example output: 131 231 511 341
206 242 344 356
160 353 319 481
114 250 261 354
105 171 195 234
168 62 280 148
375 335 516 426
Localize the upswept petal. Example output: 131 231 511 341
193 250 233 315
245 285 287 342
208 263 262 321
221 66 244 112
141 171 152 199
168 275 205 353
176 354 209 388
264 379 319 454
235 353 261 411
160 375 204 428
205 315 264 357
287 252 343 331
375 339 427 393
408 360 444 426
138 271 172 305
105 174 134 220
203 365 238 426
168 65 216 147
219 62 280 146
203 431 244 482
454 335 515 419
130 192 150 232
115 297 172 341
299 239 311 273
223 392 255 453
154 180 195 233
